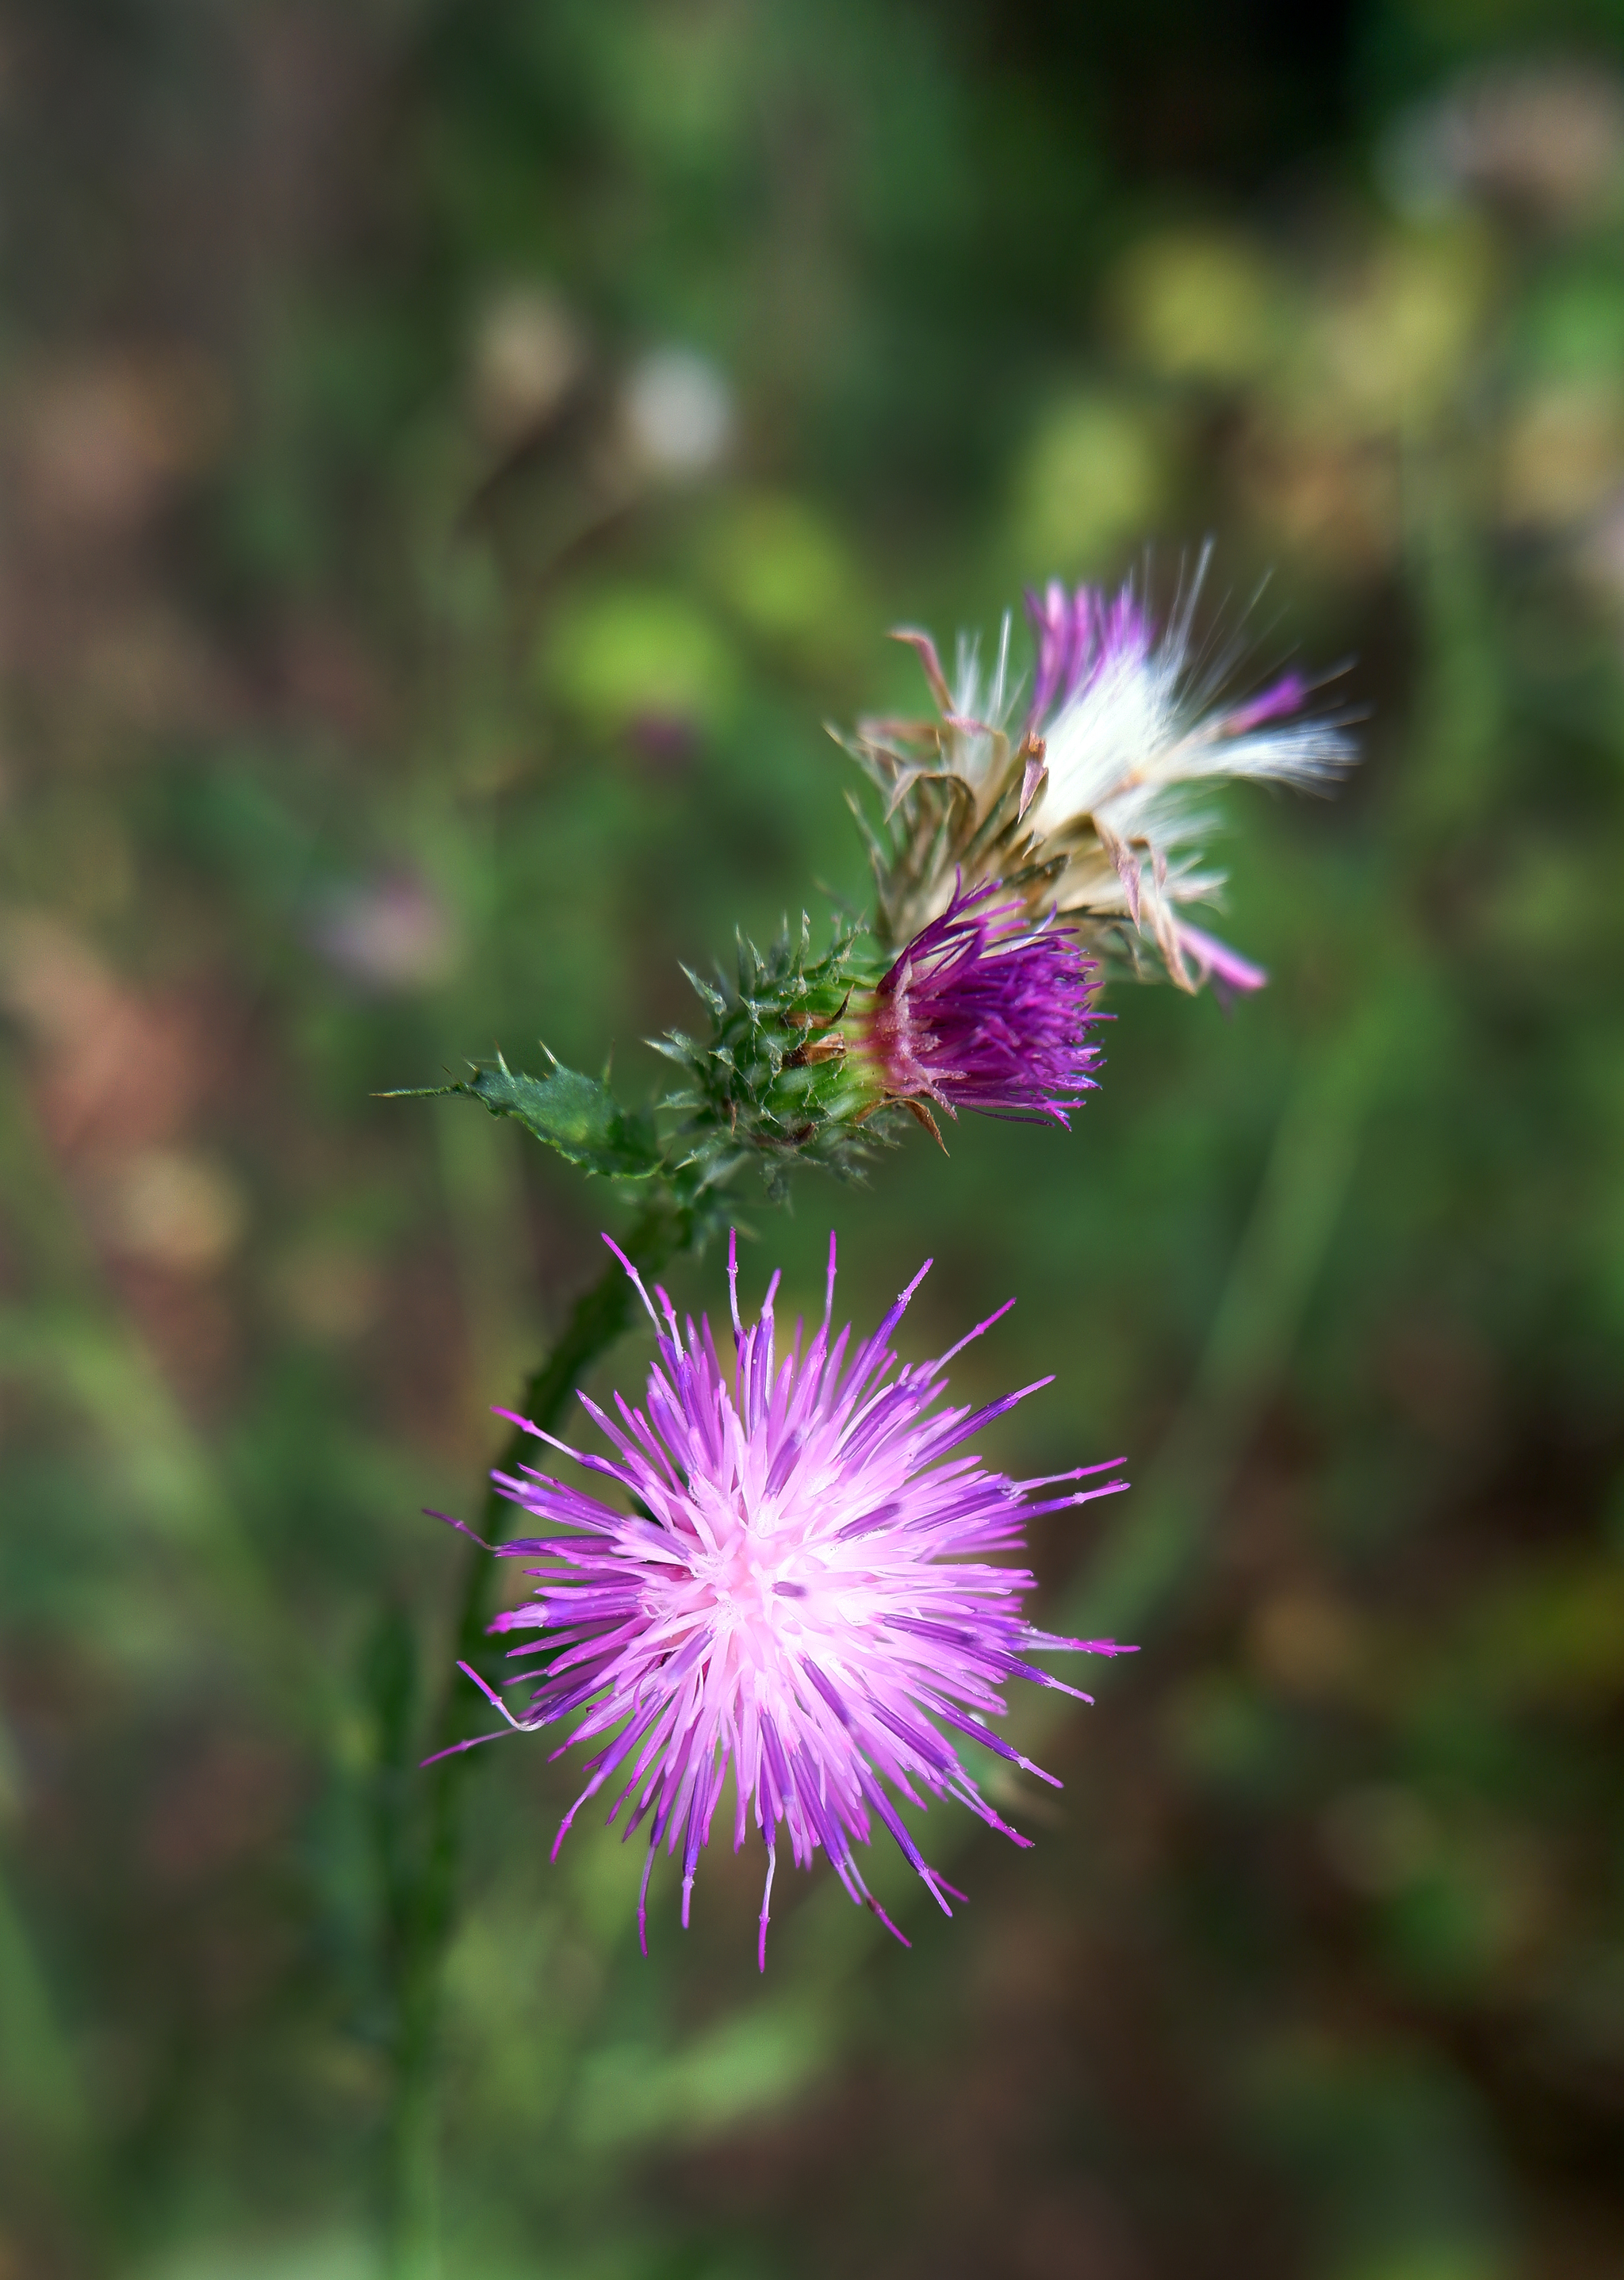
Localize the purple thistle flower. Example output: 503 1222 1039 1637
856 880 1104 1133
445 1233 1132 1966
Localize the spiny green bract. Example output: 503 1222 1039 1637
378 1056 663 1179
652 914 901 1201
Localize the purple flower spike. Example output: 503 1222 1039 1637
1173 920 1269 1006
1024 581 1157 733
860 881 1104 1130
464 1233 1133 1964
1220 671 1310 737
1025 579 1096 727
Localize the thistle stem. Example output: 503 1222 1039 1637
378 1198 686 2279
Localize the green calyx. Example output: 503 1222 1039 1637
653 915 902 1201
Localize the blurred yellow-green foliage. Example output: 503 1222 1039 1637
3 2 1624 2276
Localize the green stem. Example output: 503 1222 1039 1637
378 1197 687 2280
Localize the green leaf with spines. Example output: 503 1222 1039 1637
381 1054 663 1180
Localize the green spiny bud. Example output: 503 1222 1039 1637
652 914 904 1199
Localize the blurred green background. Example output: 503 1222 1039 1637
4 1 1624 2274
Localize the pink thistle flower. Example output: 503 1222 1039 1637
855 879 1105 1136
442 1234 1132 1966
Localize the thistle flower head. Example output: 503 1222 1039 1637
852 879 1104 1135
651 895 1102 1191
450 1234 1132 1964
650 916 897 1202
843 547 1356 992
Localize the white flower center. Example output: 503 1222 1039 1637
695 1518 814 1640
